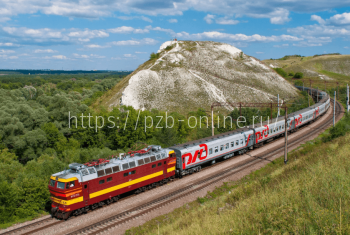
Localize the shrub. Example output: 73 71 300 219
164 45 174 51
273 68 287 78
149 52 160 60
288 72 294 76
293 72 303 79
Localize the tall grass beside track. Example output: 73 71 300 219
127 114 350 234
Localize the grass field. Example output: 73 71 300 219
126 113 350 235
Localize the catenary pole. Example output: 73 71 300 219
284 106 288 164
334 91 336 127
347 84 349 113
211 106 214 136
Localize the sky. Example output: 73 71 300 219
0 1 350 70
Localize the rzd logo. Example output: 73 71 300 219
315 107 319 117
182 144 208 169
295 114 302 127
255 125 269 143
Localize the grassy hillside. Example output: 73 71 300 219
127 113 350 234
263 55 350 83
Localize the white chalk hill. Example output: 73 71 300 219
100 41 298 113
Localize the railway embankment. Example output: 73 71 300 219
126 113 350 234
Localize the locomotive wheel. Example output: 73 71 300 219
112 196 119 202
106 199 112 205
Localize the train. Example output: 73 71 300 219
49 87 330 219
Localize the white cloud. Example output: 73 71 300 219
84 44 109 48
216 17 239 25
117 16 153 23
0 49 15 54
52 55 67 59
68 29 109 38
108 26 149 34
110 38 158 46
178 31 302 42
293 42 322 47
328 12 350 25
273 44 289 47
204 14 215 24
311 15 326 25
168 19 178 23
73 53 89 58
124 54 137 58
345 46 349 49
0 43 18 47
256 52 264 54
8 56 18 59
135 51 147 54
34 49 58 53
90 54 105 59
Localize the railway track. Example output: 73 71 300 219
1 98 343 235
0 218 62 235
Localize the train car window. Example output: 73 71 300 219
107 177 112 182
240 139 242 144
226 143 229 149
158 162 162 166
81 169 89 176
279 126 281 130
137 159 144 166
156 154 161 160
152 164 156 168
122 163 129 170
130 170 136 175
105 168 112 175
112 166 120 172
97 170 105 177
282 125 284 129
215 147 218 153
144 157 151 164
57 182 65 189
123 173 128 177
88 168 96 174
209 148 213 154
220 145 224 151
99 180 105 184
231 142 234 147
150 156 157 162
129 161 136 168
236 140 239 145
49 179 55 187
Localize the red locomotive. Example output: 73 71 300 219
49 145 176 219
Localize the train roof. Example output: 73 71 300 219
51 145 172 183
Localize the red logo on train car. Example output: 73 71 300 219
295 114 302 127
182 144 208 169
255 125 269 143
315 107 319 117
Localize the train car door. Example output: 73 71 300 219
83 182 89 205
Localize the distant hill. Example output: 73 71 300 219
0 69 132 75
263 54 350 82
94 41 298 113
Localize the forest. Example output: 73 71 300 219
0 73 312 227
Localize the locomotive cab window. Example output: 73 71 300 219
209 148 213 154
57 182 65 189
49 179 55 187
